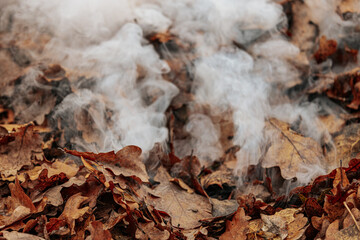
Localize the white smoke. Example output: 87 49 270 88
3 0 353 183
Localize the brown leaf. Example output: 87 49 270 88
135 222 170 240
64 148 117 163
0 177 37 228
311 215 324 231
324 196 345 222
32 174 87 207
325 219 339 240
2 231 45 240
170 178 194 193
149 32 172 43
103 210 127 230
263 119 325 180
305 198 324 218
329 124 360 165
113 145 148 182
219 208 248 240
288 1 317 53
319 114 345 135
171 155 202 190
66 145 149 183
87 221 112 240
337 0 360 17
60 192 90 234
334 224 360 240
0 206 31 229
287 213 308 240
327 68 360 109
0 125 43 177
314 36 337 63
9 178 36 212
210 198 239 218
261 208 302 239
147 166 212 229
332 168 350 195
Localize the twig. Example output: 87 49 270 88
343 201 360 232
340 159 343 187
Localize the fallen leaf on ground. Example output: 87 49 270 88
334 224 360 240
262 119 325 180
330 124 360 166
219 208 249 240
66 145 149 183
146 166 212 229
86 221 112 240
325 219 339 240
313 36 337 63
2 231 46 240
59 192 90 234
0 125 43 177
135 222 170 240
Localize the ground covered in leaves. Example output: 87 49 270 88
1 1 360 240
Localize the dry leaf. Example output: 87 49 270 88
147 166 212 229
210 198 239 218
219 208 249 240
334 224 360 240
2 231 46 240
86 221 112 240
330 124 360 166
170 178 194 193
314 36 337 63
0 125 43 177
288 1 317 52
66 146 149 183
332 168 350 195
287 213 308 240
325 219 339 240
337 0 360 16
263 119 325 180
135 222 170 240
64 148 117 163
60 192 90 234
32 175 87 207
319 114 345 135
324 196 345 222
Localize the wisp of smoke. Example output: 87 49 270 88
3 0 354 185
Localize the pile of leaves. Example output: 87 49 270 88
1 0 360 239
1 123 360 239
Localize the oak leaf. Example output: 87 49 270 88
263 119 325 180
0 125 43 177
146 166 212 229
219 208 249 240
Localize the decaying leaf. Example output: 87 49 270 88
86 221 113 240
327 68 360 109
0 178 36 229
135 222 170 240
2 231 46 240
0 125 43 177
319 114 345 135
332 168 350 195
219 208 249 240
147 166 212 229
262 119 325 180
59 192 90 234
287 213 308 240
210 198 239 218
314 36 337 63
325 219 340 240
65 145 149 183
334 224 360 240
330 124 360 166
